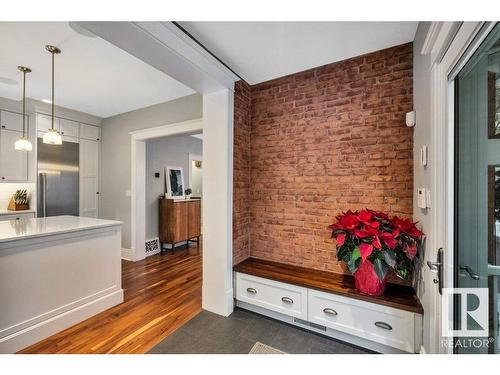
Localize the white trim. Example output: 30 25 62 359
0 289 123 354
76 22 238 93
425 21 488 354
121 247 133 261
130 118 203 261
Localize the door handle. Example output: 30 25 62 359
427 248 443 295
459 265 480 280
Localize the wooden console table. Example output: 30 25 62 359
159 198 201 252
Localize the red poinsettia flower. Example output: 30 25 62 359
358 209 372 223
404 241 417 260
354 229 371 238
372 235 382 249
380 232 397 249
359 243 373 262
335 233 346 246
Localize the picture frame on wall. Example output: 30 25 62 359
165 166 185 199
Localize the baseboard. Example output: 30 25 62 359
236 301 409 354
0 289 124 353
121 248 133 261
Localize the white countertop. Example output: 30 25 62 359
0 209 36 215
0 215 122 243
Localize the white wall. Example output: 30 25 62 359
100 94 202 248
191 160 203 197
413 22 434 353
145 134 202 239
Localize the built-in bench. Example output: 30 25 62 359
234 258 423 354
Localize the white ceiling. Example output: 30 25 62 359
0 22 194 118
179 22 418 85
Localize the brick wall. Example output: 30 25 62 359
233 80 252 264
247 43 414 273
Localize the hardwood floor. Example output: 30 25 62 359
19 246 202 354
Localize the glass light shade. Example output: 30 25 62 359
43 128 62 145
14 137 33 151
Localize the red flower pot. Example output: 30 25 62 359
354 261 387 296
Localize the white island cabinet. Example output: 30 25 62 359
0 215 123 353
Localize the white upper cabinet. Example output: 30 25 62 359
80 138 99 218
79 123 100 141
37 113 60 134
0 129 28 182
1 110 27 132
59 118 79 138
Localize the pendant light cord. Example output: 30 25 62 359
22 69 26 137
51 50 55 131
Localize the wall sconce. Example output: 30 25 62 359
194 161 202 168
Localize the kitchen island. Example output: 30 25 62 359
0 215 123 353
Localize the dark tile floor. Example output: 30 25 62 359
149 307 372 354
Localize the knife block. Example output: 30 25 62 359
7 196 29 211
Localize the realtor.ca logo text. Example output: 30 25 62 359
441 288 494 350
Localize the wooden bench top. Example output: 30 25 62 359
234 257 424 315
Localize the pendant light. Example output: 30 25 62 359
43 45 62 145
14 66 33 151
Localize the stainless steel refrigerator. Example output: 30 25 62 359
37 138 79 217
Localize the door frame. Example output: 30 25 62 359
428 21 495 353
130 118 203 262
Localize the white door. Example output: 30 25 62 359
0 129 28 182
80 139 99 218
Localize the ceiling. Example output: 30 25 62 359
0 22 194 118
179 22 418 85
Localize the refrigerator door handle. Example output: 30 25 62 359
41 173 47 217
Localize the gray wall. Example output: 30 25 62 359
99 94 202 248
145 134 202 239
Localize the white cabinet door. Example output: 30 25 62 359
79 124 100 141
59 118 79 138
80 139 99 218
1 110 27 132
37 113 60 134
0 129 28 181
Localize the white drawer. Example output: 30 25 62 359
308 289 416 352
236 273 307 319
0 212 35 221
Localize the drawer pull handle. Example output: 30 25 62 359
323 308 338 316
246 287 257 294
374 321 392 331
281 296 294 304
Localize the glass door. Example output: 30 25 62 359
455 23 500 354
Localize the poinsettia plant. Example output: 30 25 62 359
329 209 424 282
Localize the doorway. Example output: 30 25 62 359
454 22 500 353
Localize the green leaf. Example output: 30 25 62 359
351 246 360 261
383 249 397 267
336 246 348 261
347 253 361 274
373 258 389 281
